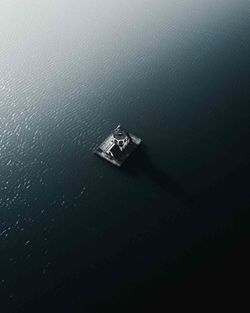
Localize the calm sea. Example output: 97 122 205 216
0 1 249 311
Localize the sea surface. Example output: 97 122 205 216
0 1 250 312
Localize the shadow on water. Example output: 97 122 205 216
123 143 194 207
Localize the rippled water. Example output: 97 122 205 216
1 1 250 311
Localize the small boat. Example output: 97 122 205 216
94 125 141 167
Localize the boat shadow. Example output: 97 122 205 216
123 143 194 207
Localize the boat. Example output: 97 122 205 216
94 125 141 167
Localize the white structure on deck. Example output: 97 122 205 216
105 125 131 158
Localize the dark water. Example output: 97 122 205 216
0 1 250 311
